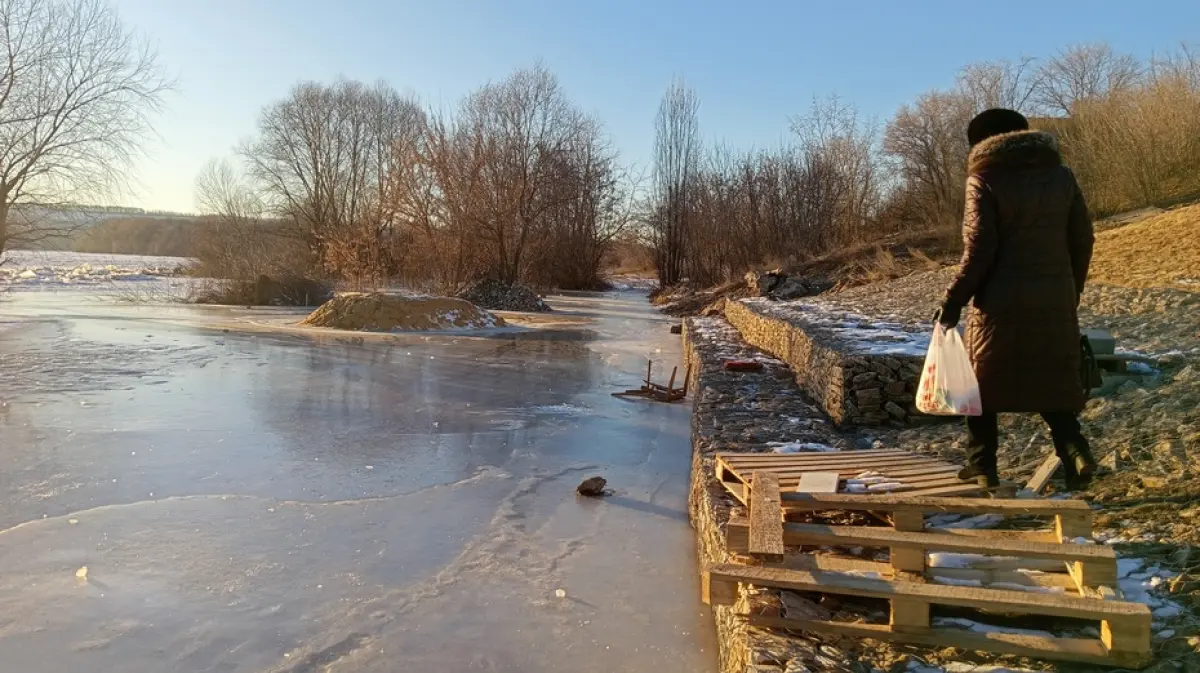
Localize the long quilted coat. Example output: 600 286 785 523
943 130 1095 413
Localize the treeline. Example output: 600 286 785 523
198 66 635 293
648 42 1200 287
73 217 198 256
197 41 1200 294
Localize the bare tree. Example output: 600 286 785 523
454 65 592 284
790 96 883 248
1036 43 1142 115
882 90 974 231
385 65 629 292
957 57 1044 112
240 79 423 286
0 0 169 254
651 78 700 286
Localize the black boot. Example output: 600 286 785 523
1071 443 1098 480
1043 413 1095 491
963 413 1000 488
1065 443 1097 490
1059 456 1086 492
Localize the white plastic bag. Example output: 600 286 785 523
916 324 983 416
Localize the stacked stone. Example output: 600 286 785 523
835 356 924 425
682 316 861 673
725 299 927 427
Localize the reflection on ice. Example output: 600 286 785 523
0 290 715 672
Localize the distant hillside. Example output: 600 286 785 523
73 217 202 257
9 205 204 256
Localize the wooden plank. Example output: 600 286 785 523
891 599 930 633
795 472 840 494
725 521 1118 564
718 449 909 463
891 510 927 576
738 456 952 472
1069 557 1119 590
748 472 784 560
747 615 1147 668
701 568 739 605
1025 454 1062 494
927 527 1061 543
779 474 960 492
720 480 748 506
733 542 1077 591
1056 511 1094 543
771 553 891 575
774 464 962 481
1102 617 1152 665
780 493 1091 515
902 483 989 497
709 565 1150 620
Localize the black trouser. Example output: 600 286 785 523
965 412 1091 475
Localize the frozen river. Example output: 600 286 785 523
0 286 716 672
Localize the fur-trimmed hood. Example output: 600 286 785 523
968 130 1061 175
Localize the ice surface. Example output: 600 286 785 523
0 291 716 672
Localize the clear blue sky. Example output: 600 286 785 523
113 0 1198 213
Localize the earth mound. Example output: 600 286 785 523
1089 203 1200 290
457 279 551 312
300 293 505 331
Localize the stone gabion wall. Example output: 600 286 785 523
682 317 854 673
724 300 925 427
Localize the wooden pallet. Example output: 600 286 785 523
709 472 1153 667
716 450 989 503
704 564 1152 668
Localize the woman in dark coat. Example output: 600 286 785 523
938 108 1098 489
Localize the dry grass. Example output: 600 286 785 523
1089 204 1200 290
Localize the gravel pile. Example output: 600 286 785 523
457 279 551 313
300 293 504 331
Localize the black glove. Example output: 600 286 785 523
935 302 962 329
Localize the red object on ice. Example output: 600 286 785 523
723 359 763 372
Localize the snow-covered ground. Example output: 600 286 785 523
741 297 932 357
0 249 191 293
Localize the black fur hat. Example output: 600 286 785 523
967 108 1030 147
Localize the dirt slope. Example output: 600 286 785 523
1089 204 1200 290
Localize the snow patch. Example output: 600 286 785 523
769 441 838 453
933 616 1055 639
